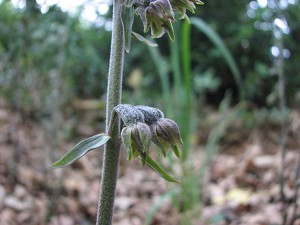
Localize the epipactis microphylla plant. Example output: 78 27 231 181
51 0 203 224
51 104 183 182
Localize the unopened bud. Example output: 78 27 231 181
114 104 145 126
136 105 164 124
135 0 175 40
151 118 183 158
121 122 152 165
156 118 183 145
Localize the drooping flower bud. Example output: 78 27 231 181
121 122 152 165
170 0 204 20
113 104 181 181
114 104 152 165
131 0 203 41
136 105 183 158
156 118 183 145
151 118 183 158
134 0 176 41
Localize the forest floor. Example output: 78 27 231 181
1 98 300 225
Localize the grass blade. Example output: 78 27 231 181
190 17 244 101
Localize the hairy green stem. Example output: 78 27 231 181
181 20 191 162
96 0 124 224
274 26 288 225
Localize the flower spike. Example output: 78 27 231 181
136 105 183 158
131 0 203 41
116 104 182 181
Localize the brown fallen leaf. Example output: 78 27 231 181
0 208 17 225
49 215 75 225
4 195 33 211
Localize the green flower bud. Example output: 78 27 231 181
150 118 183 158
121 122 152 165
132 0 203 40
134 0 176 40
135 105 183 158
116 104 183 162
115 105 181 182
155 118 183 146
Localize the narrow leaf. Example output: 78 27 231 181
132 32 158 47
144 155 180 183
121 5 135 53
51 133 110 168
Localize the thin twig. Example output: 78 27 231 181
274 20 288 225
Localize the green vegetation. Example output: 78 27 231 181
1 0 300 224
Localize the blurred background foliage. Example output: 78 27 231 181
0 0 112 115
1 0 300 224
0 0 299 114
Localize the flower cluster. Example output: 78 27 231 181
114 104 183 165
132 0 203 40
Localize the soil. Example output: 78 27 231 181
1 99 300 225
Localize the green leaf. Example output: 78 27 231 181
144 155 180 183
132 32 158 47
141 152 147 166
51 133 110 168
122 5 135 53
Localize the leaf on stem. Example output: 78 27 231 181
122 5 135 53
144 155 180 183
51 133 110 168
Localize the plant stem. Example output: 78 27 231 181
96 0 124 224
181 20 191 162
170 23 182 113
275 29 288 225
